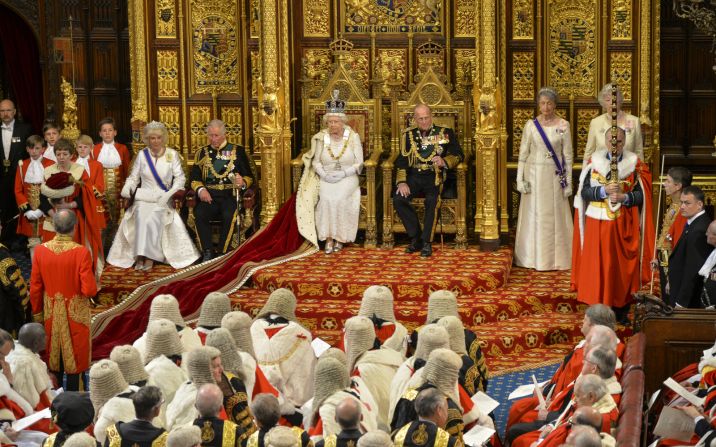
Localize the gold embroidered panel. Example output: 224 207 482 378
547 0 598 98
221 106 243 142
155 0 176 38
345 49 370 93
512 52 535 101
342 0 444 33
612 0 632 40
454 50 476 99
512 0 534 39
190 106 212 152
303 0 330 37
610 52 632 101
159 106 181 149
512 108 535 155
157 50 179 98
303 49 332 98
455 0 476 37
576 108 600 159
189 0 241 94
378 48 407 96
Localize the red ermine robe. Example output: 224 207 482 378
29 235 98 373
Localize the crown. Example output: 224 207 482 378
325 90 346 114
417 40 443 59
329 37 354 57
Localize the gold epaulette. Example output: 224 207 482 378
403 127 416 134
401 388 420 401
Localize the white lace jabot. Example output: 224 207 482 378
97 142 122 168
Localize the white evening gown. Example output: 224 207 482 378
313 130 364 243
514 119 574 270
107 147 199 268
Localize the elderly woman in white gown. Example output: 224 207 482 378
296 92 364 253
107 121 199 270
514 87 574 271
583 82 643 163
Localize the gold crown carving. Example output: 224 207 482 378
329 37 354 56
325 90 346 114
417 40 443 59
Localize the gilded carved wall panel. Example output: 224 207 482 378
577 109 600 158
345 49 370 92
303 0 330 37
159 106 181 149
250 0 260 38
512 0 534 39
343 0 443 33
454 50 476 100
190 106 211 152
303 49 332 98
455 0 476 37
512 108 535 155
512 52 535 101
155 0 176 38
378 49 408 96
610 52 632 101
611 0 632 40
250 50 261 98
189 0 241 94
157 50 179 98
221 106 243 142
547 0 598 98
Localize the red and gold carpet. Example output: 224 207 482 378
93 242 613 375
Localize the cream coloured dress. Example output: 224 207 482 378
514 119 574 271
311 128 363 243
107 147 199 268
583 112 643 162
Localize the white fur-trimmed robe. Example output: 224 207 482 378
94 392 136 444
352 348 404 426
251 319 316 407
146 354 188 428
165 381 198 431
314 389 379 441
7 344 53 409
388 357 418 422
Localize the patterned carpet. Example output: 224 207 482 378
93 245 589 375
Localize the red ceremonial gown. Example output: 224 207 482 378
571 150 655 307
29 234 98 374
14 158 55 238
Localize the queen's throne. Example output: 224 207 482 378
381 42 473 249
291 38 383 246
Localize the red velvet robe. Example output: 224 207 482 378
14 158 55 238
83 158 107 230
572 156 655 307
29 235 98 373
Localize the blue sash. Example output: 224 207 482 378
533 118 568 189
143 149 169 192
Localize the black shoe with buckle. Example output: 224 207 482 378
420 243 433 257
405 239 424 253
202 249 214 262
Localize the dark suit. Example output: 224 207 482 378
668 212 712 308
104 420 167 447
0 119 32 241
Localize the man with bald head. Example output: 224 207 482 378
193 383 252 447
190 119 254 261
0 99 32 245
7 322 53 410
315 398 363 447
393 103 463 257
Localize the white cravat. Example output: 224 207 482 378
97 142 122 168
77 155 90 175
700 248 716 278
25 158 45 184
44 145 57 162
1 120 13 159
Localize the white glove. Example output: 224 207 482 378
563 183 572 197
343 166 358 177
32 209 44 219
516 180 531 194
158 191 175 206
325 171 346 183
120 183 132 199
314 165 327 181
24 210 37 220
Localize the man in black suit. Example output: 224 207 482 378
0 99 32 245
668 185 712 308
104 385 168 447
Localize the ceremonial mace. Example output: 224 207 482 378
229 173 244 248
436 145 445 250
650 154 666 296
609 83 619 197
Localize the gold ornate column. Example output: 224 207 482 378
256 0 293 225
128 0 149 154
474 0 503 251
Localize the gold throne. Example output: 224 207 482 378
381 41 473 249
291 38 384 247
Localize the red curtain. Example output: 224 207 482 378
0 5 44 132
92 194 307 359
